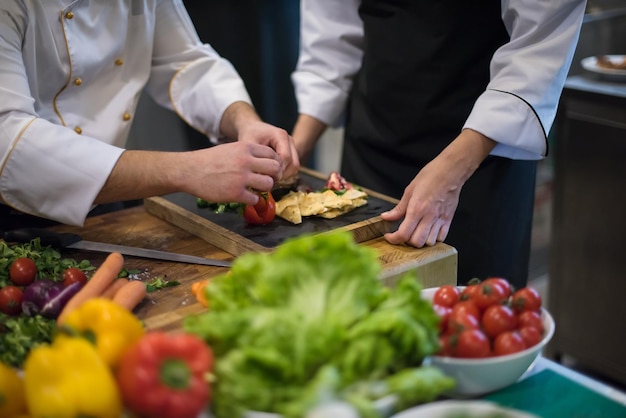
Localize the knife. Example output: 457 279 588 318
2 228 232 268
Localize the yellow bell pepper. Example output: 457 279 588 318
61 297 145 367
24 337 121 418
0 361 27 417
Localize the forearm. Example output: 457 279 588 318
291 114 328 162
436 129 497 185
95 150 188 204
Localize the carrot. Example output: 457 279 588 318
57 252 125 324
101 278 130 299
191 279 210 308
111 280 148 312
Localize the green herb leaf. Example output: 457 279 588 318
0 313 57 368
145 277 181 293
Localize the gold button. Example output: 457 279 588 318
115 58 124 66
74 78 82 86
65 11 74 19
123 113 132 121
74 126 82 134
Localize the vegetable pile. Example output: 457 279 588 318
432 278 546 358
0 239 95 367
0 239 154 369
2 253 214 418
184 231 455 418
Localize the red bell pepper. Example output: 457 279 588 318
243 191 276 225
116 332 214 418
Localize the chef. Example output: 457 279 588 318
291 0 586 287
0 0 299 228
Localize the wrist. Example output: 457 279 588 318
440 129 497 182
219 101 260 140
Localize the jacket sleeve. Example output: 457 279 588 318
0 4 124 226
291 0 364 127
464 0 586 160
145 0 252 140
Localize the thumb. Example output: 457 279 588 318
381 202 406 221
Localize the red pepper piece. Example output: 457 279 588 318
243 191 276 225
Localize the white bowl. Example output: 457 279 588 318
421 287 555 397
390 399 540 418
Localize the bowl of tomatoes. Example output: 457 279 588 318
422 278 554 397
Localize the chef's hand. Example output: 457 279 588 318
220 101 300 179
96 141 282 207
381 129 496 247
380 158 460 247
188 141 283 206
237 120 300 180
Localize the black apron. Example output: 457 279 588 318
342 0 538 288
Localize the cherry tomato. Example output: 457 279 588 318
433 285 460 308
450 300 480 321
454 329 491 358
9 257 37 286
447 310 480 335
0 286 24 316
517 310 544 333
460 284 482 302
473 282 508 311
243 191 276 225
493 331 526 356
481 304 518 339
518 326 543 348
62 267 88 288
433 304 452 333
511 287 542 313
482 277 512 298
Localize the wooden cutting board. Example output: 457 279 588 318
144 167 399 256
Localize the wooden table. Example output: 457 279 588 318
47 205 457 332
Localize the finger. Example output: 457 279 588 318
437 222 450 242
384 215 419 245
250 155 283 181
250 143 281 161
282 139 301 179
406 223 430 248
240 188 261 206
272 132 295 168
381 201 407 222
425 221 443 246
247 173 275 193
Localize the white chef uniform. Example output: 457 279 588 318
0 0 252 225
292 0 587 160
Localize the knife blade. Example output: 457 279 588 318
2 228 232 268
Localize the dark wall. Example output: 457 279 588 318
182 0 300 148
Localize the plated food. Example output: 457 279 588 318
596 55 626 71
274 171 368 224
581 55 626 82
275 188 368 224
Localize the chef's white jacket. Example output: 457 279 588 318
0 0 251 225
292 0 587 160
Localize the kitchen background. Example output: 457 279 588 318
127 0 626 392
